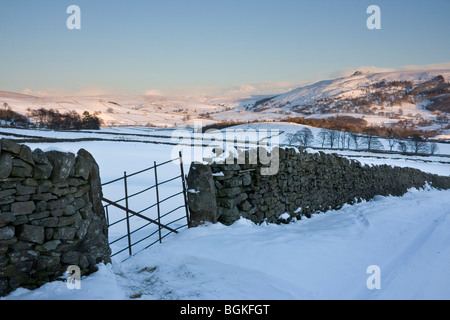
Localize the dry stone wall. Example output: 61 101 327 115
187 147 450 227
0 139 110 297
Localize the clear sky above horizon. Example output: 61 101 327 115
0 0 449 96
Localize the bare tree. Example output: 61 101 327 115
361 127 383 151
398 141 408 153
430 143 439 155
344 132 353 150
351 133 360 150
338 131 352 149
327 130 339 149
409 134 428 155
339 132 346 149
285 133 296 145
386 128 398 151
295 128 314 147
318 130 328 148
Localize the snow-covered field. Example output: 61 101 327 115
234 120 449 147
4 188 450 300
1 124 450 300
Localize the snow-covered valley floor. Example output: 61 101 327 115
1 126 449 300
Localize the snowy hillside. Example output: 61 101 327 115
252 69 450 108
244 69 450 130
2 69 449 134
0 91 240 127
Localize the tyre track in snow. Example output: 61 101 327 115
356 208 450 300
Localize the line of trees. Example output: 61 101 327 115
285 127 439 155
199 117 440 155
282 116 369 134
0 103 30 127
0 104 103 130
282 116 437 139
27 108 102 130
285 128 315 147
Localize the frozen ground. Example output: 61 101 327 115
1 125 449 300
4 187 450 300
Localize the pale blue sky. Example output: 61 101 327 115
0 0 449 96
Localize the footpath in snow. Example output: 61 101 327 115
3 187 450 300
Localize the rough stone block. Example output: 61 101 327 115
45 151 76 183
0 212 16 226
36 217 59 227
37 255 60 269
16 185 36 196
11 159 33 178
0 189 16 199
27 211 50 221
61 251 83 266
31 193 57 202
239 200 253 212
217 187 242 198
74 156 92 180
17 224 44 244
186 163 217 227
0 152 13 179
11 201 36 215
1 139 21 155
53 227 77 240
73 185 90 198
36 183 53 195
223 176 242 188
242 174 252 186
23 178 39 187
57 215 78 227
47 194 74 211
37 240 61 252
67 178 87 187
32 148 50 165
33 164 53 180
0 226 15 240
18 145 35 165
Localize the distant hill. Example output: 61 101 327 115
0 92 236 127
246 69 450 116
1 69 449 133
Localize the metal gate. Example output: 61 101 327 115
102 152 190 261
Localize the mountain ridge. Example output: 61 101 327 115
247 69 450 113
1 69 449 129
